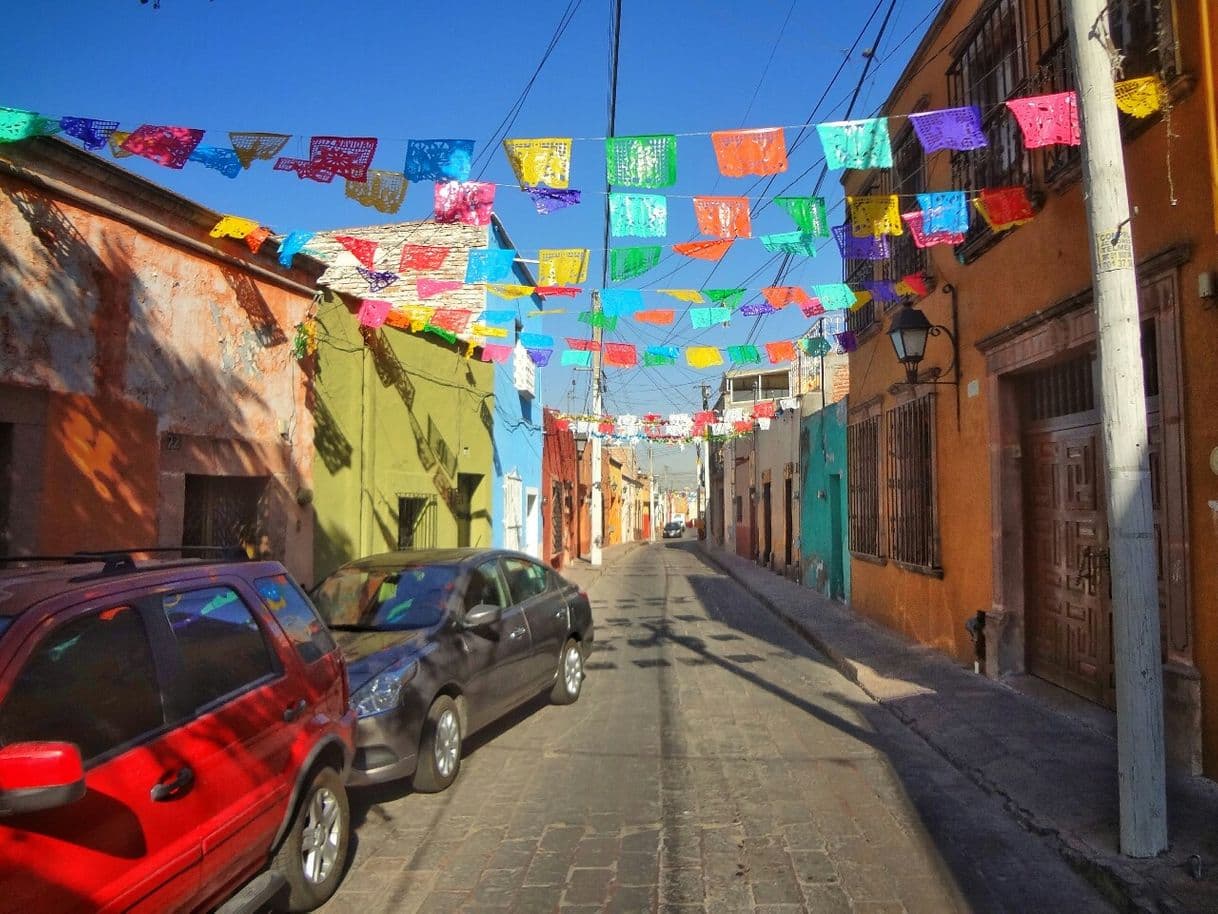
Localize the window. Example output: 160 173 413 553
182 474 269 557
847 414 882 558
464 561 508 611
501 557 550 603
886 395 939 568
162 587 277 713
0 606 164 764
734 496 742 524
884 126 925 283
255 574 336 664
311 565 458 628
949 0 1028 251
398 494 436 549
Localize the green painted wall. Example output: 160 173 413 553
311 302 495 584
799 399 849 602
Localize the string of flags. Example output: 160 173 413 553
552 400 810 443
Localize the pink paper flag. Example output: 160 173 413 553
120 125 205 169
480 343 514 363
901 210 966 248
434 181 496 227
358 299 392 328
417 278 463 299
1005 92 1080 148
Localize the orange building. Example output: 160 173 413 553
843 0 1218 776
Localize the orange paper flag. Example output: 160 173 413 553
672 239 734 261
635 309 676 325
765 340 797 364
710 127 789 177
761 287 811 309
693 196 752 238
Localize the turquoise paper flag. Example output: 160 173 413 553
278 231 316 267
816 118 893 170
520 332 554 348
480 310 517 324
727 344 762 364
916 191 969 234
810 283 856 311
465 249 516 283
608 193 668 238
773 196 829 236
600 289 645 317
760 232 819 255
644 345 679 366
0 107 59 143
561 349 593 367
690 307 731 329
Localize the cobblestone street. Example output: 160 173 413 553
318 542 1115 913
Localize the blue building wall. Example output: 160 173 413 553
799 399 849 601
488 219 544 556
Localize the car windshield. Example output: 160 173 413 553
311 564 458 630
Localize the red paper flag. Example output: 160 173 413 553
899 273 930 297
566 338 601 352
765 340 796 364
534 286 582 298
1005 91 1080 148
761 287 811 309
400 245 450 271
974 187 1036 231
710 127 788 177
694 410 716 424
635 309 676 325
120 125 206 169
430 309 473 333
335 235 379 269
799 299 825 318
672 240 734 261
555 418 571 431
753 401 776 418
417 278 463 299
693 196 752 238
274 136 378 183
604 343 638 367
244 226 272 254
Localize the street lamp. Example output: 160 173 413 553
886 297 958 388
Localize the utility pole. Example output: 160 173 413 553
701 383 712 540
590 291 604 567
1067 0 1166 857
649 444 656 542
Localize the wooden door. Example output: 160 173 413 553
1023 422 1114 706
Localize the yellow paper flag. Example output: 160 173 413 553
848 195 903 237
851 290 874 311
538 249 590 286
658 289 704 304
686 346 724 369
209 215 261 240
502 138 573 188
470 323 509 338
487 284 535 300
529 309 566 318
109 130 133 158
1114 75 1168 118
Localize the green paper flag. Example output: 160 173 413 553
774 196 829 237
705 288 746 309
644 350 677 367
423 325 458 344
605 134 678 188
761 231 819 256
609 245 662 281
0 107 60 143
578 310 620 330
727 344 763 364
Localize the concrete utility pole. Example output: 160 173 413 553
701 383 712 539
590 291 604 568
649 445 656 542
1067 0 1167 857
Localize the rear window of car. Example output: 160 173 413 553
312 564 458 629
255 574 336 664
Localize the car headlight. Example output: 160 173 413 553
351 659 418 718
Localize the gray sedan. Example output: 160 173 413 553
310 549 594 791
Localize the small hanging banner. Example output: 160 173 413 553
109 130 133 158
974 186 1036 231
534 285 582 298
502 137 572 188
434 181 496 226
658 289 703 304
690 307 731 329
760 232 819 255
357 267 398 293
600 289 645 317
527 348 555 366
487 284 534 300
346 169 408 214
672 239 733 261
816 118 892 170
609 245 662 281
59 116 119 151
706 288 746 308
774 196 830 236
902 210 966 248
609 192 668 238
862 280 901 303
578 310 619 330
358 299 393 329
605 134 678 188
404 139 475 181
482 310 518 324
907 106 987 153
520 332 554 348
915 191 969 235
189 145 242 178
851 290 874 310
229 132 291 169
764 341 798 364
465 248 517 283
727 344 762 364
1114 76 1168 118
210 215 261 240
525 187 582 214
274 136 378 183
686 346 724 369
400 244 450 272
1006 91 1080 148
835 330 859 353
335 235 379 269
810 284 857 311
799 298 826 318
644 345 679 366
0 107 59 144
604 343 638 367
418 278 463 299
538 248 590 286
562 349 593 367
566 338 601 351
121 125 206 169
848 195 904 237
480 343 514 363
831 223 890 260
896 273 930 297
278 231 316 267
693 196 752 238
635 309 675 325
710 127 788 177
431 309 474 334
761 287 810 309
245 226 271 253
801 336 833 358
739 302 778 317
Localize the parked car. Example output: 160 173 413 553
310 548 594 790
0 552 357 914
663 521 684 539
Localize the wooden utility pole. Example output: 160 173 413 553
1066 0 1167 856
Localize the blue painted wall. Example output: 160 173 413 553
488 220 544 556
799 399 849 601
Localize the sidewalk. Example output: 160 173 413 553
689 540 1218 913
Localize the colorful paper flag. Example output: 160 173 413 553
482 310 518 324
801 336 833 358
358 299 392 329
831 223 890 260
672 240 734 261
538 249 590 286
418 278 463 299
465 248 517 283
686 346 724 369
121 124 205 169
816 118 892 170
705 288 746 308
710 127 788 177
562 349 593 367
693 196 751 238
1006 92 1080 148
229 132 291 169
761 287 810 309
480 343 514 363
59 116 118 151
739 302 778 317
109 130 133 158
400 244 450 272
896 273 930 298
764 341 797 364
902 210 966 248
907 107 987 153
848 195 904 237
520 333 554 348
0 107 58 144
609 192 668 238
862 280 901 303
851 290 874 310
189 145 241 178
566 338 601 351
525 187 581 214
773 196 829 237
915 191 969 235
274 136 378 183
434 181 496 226
760 232 819 255
346 169 408 214
690 307 731 329
335 236 379 269
658 289 703 304
470 324 509 339
753 400 777 418
210 215 261 240
1114 76 1168 118
430 309 474 334
605 134 677 187
609 246 662 281
578 311 619 330
974 186 1036 231
604 343 638 367
835 330 859 353
404 139 475 181
502 137 572 188
810 284 857 311
600 289 645 317
799 298 826 318
534 286 582 298
527 348 554 366
487 284 534 300
727 344 762 364
357 266 399 292
644 346 679 366
635 309 676 325
278 231 315 267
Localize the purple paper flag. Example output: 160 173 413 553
526 347 554 367
835 330 859 353
862 280 901 303
907 107 988 153
832 224 890 261
739 302 778 317
357 266 399 292
59 116 119 151
525 187 581 215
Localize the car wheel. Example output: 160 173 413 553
413 695 462 793
551 638 584 705
270 766 349 912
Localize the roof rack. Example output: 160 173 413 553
0 546 249 576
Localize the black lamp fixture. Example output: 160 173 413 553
886 285 959 389
574 434 588 459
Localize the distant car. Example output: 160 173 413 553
310 549 594 790
0 552 356 914
663 521 685 539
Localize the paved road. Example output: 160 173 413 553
318 542 1114 913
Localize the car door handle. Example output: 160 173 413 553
509 627 527 640
283 698 308 722
554 608 565 619
150 766 194 802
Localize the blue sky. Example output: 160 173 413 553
1 0 941 476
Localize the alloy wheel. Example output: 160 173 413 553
300 785 343 885
435 708 460 778
564 644 583 696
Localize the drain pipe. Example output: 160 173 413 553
964 610 987 675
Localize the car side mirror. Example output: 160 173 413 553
463 603 504 628
0 742 86 816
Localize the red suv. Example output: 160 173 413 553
0 553 357 913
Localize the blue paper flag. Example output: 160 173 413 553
520 332 554 348
600 289 645 317
527 348 554 366
739 302 778 317
278 231 315 267
189 145 242 178
59 116 118 151
561 349 593 368
916 191 969 235
480 310 517 325
465 248 517 283
404 139 475 182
